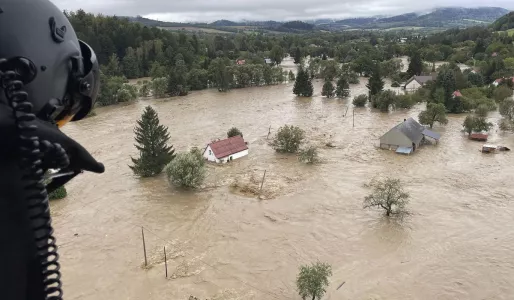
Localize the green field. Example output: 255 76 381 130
507 29 514 36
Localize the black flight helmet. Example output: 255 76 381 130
0 0 100 127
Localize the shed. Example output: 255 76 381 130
403 75 435 92
202 135 248 163
380 118 440 153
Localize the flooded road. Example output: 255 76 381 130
54 57 514 300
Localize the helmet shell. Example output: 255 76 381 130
0 0 98 122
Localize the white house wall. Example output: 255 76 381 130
405 80 421 92
219 149 249 163
380 130 413 150
203 146 218 162
203 147 249 163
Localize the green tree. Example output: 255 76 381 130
294 47 302 64
227 127 243 138
139 81 151 97
96 73 126 106
321 80 334 98
130 106 176 177
418 103 448 128
320 60 338 81
296 262 332 300
467 72 484 87
117 84 138 102
366 65 384 98
150 61 168 79
103 53 122 77
152 77 168 98
322 53 327 60
288 70 296 81
494 86 513 102
395 94 415 109
407 50 423 77
500 98 514 121
271 125 305 153
209 57 232 92
353 94 368 107
363 178 409 217
122 47 140 79
293 67 313 97
165 149 205 189
372 90 396 112
335 77 350 98
49 185 67 200
270 45 284 65
462 115 493 135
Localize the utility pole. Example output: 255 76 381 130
353 109 355 128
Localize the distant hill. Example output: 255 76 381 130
125 6 509 33
210 19 240 26
377 13 417 23
491 11 514 31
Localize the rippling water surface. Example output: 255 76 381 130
54 57 514 300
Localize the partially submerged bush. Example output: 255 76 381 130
352 94 368 107
165 149 206 188
299 146 319 164
271 125 305 153
227 127 243 138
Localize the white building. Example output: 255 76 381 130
403 75 435 92
202 135 249 163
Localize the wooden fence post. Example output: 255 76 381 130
164 246 168 278
141 227 147 267
267 126 271 139
259 170 267 195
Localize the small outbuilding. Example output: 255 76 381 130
203 135 248 163
403 75 435 92
379 117 440 154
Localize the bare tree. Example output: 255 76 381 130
363 178 409 217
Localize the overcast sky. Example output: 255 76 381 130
53 0 514 23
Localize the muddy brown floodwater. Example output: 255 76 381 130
54 57 514 300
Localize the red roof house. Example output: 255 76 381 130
236 59 246 65
453 90 463 97
203 135 249 163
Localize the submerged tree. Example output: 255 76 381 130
271 125 305 153
335 77 350 98
363 178 409 217
227 127 243 138
130 106 176 177
293 67 314 97
418 103 448 128
288 70 296 81
407 49 423 77
366 64 384 98
294 47 302 64
353 94 368 107
49 186 67 200
462 115 493 135
299 146 319 164
321 80 335 98
165 148 205 189
296 262 332 300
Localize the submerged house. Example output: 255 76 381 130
202 135 248 163
403 75 435 92
379 118 440 155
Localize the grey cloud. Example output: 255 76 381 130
53 0 514 22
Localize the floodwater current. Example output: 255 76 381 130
54 57 514 300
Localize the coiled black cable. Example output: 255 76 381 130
1 60 67 300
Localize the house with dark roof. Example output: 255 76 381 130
202 135 248 163
379 118 440 155
403 75 436 92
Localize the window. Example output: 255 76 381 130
209 150 212 155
